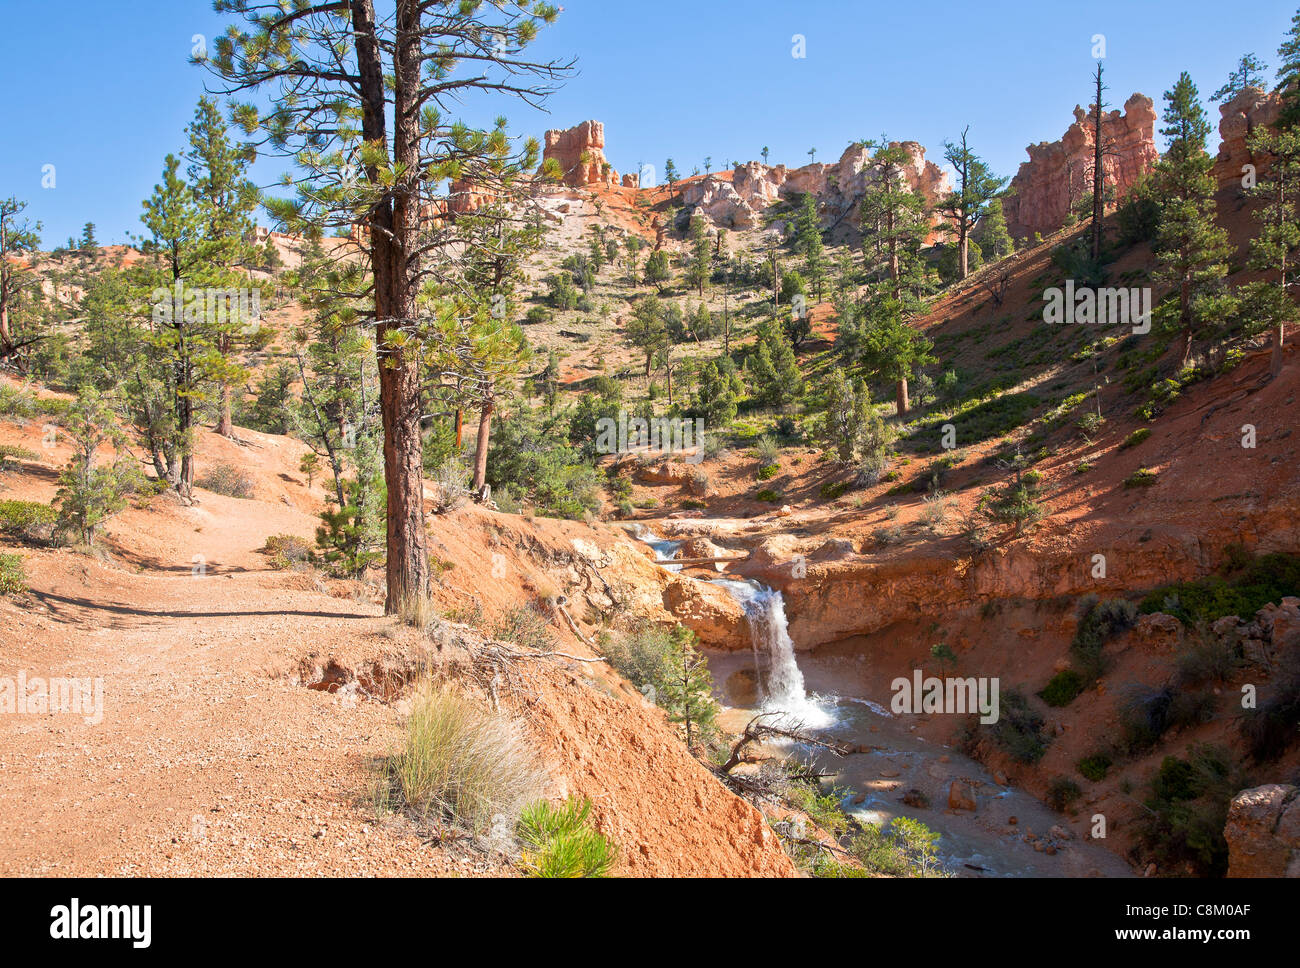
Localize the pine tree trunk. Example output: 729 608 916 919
0 293 12 358
360 0 430 613
472 399 493 492
216 382 233 437
1273 322 1286 376
896 377 909 416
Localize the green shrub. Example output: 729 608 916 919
754 434 781 467
757 463 779 481
1117 684 1175 754
1125 467 1158 488
988 689 1049 763
1121 427 1152 450
1039 668 1086 707
1078 753 1112 782
1138 745 1243 877
846 817 948 878
489 603 556 651
1070 597 1138 679
600 624 672 694
755 488 782 503
0 500 57 543
378 684 545 835
0 444 39 470
196 462 255 498
1046 776 1082 812
819 480 848 501
263 534 313 570
517 798 619 878
1077 411 1105 437
0 553 26 595
1239 657 1300 763
1139 552 1300 627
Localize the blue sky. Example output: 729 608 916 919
2 0 1296 246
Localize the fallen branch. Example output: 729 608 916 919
718 711 854 774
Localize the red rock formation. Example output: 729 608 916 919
1213 86 1285 189
621 172 640 189
1225 784 1300 877
1002 93 1158 241
680 142 948 236
543 120 619 188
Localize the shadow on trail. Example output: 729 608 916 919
29 590 375 625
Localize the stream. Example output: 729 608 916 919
633 524 1134 878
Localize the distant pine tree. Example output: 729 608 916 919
1152 72 1234 364
1211 53 1267 102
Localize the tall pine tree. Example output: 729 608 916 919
1152 72 1233 364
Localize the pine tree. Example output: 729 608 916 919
746 319 803 407
1090 64 1108 261
859 141 929 297
184 96 271 437
1244 123 1300 373
0 198 43 368
977 196 1015 262
79 222 98 251
857 295 935 415
627 294 668 378
137 153 208 500
939 128 1007 280
54 386 137 548
644 249 671 292
794 193 827 300
688 301 713 342
695 358 737 425
1279 10 1300 127
659 626 719 752
685 214 712 295
208 0 570 613
1211 53 1268 102
817 369 894 469
1152 72 1234 363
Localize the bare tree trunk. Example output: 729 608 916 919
1092 65 1106 262
896 377 909 416
1273 322 1286 375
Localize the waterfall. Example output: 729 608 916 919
715 579 828 726
632 526 828 726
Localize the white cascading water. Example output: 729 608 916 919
632 524 683 573
714 579 830 727
634 526 829 726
